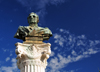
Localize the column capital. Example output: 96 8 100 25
15 42 51 70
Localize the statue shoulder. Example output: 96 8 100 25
44 27 52 34
38 26 50 30
18 26 29 31
38 26 52 35
14 26 29 41
44 27 50 30
18 26 28 29
38 26 44 30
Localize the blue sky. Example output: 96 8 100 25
0 0 100 72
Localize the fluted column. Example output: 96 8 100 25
22 65 45 72
15 42 51 72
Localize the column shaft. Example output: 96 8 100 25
21 65 45 72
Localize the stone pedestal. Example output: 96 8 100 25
15 42 51 72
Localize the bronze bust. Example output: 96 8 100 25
14 12 52 44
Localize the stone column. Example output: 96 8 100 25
15 42 51 72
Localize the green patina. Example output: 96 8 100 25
14 12 52 41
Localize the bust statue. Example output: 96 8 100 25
14 12 52 44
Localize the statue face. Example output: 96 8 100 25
27 12 39 24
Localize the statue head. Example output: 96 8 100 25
27 12 39 26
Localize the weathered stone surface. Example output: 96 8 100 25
15 42 51 72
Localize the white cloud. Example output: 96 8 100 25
47 53 82 72
2 48 8 52
53 28 100 53
2 48 10 52
59 28 69 34
17 0 66 10
6 57 10 62
59 28 64 32
17 0 48 10
16 0 66 20
50 0 65 5
67 70 75 72
47 28 100 72
83 48 98 55
10 54 12 56
47 54 67 72
54 46 58 50
47 47 99 72
50 51 55 57
11 58 16 63
54 33 66 47
66 69 79 72
0 58 19 72
71 50 77 56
